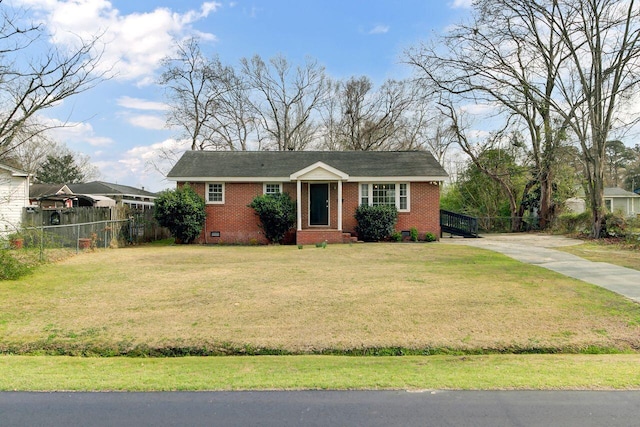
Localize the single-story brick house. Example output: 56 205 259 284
167 151 448 245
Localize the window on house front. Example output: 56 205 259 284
373 184 396 206
399 183 408 210
264 183 282 195
360 183 369 205
207 183 224 204
359 183 410 212
605 198 613 212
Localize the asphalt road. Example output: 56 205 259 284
2 390 640 426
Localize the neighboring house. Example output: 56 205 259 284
67 182 157 209
29 181 157 209
566 187 640 217
0 163 30 235
603 187 640 217
28 184 114 208
167 151 448 245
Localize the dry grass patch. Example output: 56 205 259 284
1 243 639 355
558 241 640 271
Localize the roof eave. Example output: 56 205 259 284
168 175 448 182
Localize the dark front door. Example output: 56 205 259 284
309 183 329 226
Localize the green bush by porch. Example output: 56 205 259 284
354 204 398 241
249 192 296 244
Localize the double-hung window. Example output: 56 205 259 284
360 183 409 212
264 183 282 195
399 183 408 210
207 183 224 204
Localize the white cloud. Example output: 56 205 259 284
450 0 473 9
117 96 169 111
93 159 167 191
91 138 187 191
200 2 222 17
460 103 497 116
369 25 390 35
127 114 167 130
36 117 114 147
11 0 221 85
122 138 187 182
126 138 186 162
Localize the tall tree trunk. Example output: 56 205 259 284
588 160 606 238
538 171 553 230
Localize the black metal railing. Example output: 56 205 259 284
440 210 479 238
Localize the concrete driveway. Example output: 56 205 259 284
446 233 640 303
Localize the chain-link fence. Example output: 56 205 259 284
476 216 540 233
18 215 170 260
22 206 168 242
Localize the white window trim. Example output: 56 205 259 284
604 198 613 212
359 182 410 212
206 182 225 204
263 182 283 195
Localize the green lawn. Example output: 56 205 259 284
2 354 640 391
1 242 640 390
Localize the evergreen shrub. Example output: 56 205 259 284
154 184 206 244
249 193 296 244
354 205 398 242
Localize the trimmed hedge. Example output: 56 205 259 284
154 184 206 244
249 192 296 244
355 205 398 242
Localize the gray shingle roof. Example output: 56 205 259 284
167 151 448 180
67 181 157 197
604 187 640 197
28 184 68 198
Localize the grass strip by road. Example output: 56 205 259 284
1 354 639 391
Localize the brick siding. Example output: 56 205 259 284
178 180 441 244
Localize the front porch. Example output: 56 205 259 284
290 161 350 246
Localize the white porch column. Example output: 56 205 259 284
296 179 302 231
337 180 343 230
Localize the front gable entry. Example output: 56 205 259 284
290 162 349 237
290 162 350 181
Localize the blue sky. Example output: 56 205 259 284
7 0 472 191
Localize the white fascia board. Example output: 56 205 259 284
348 176 447 182
290 161 349 180
168 175 447 183
168 176 291 182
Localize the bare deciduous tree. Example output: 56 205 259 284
160 38 240 151
406 0 575 230
5 136 99 181
407 0 640 236
0 2 106 159
240 54 327 151
440 101 527 231
553 0 640 237
318 76 415 151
